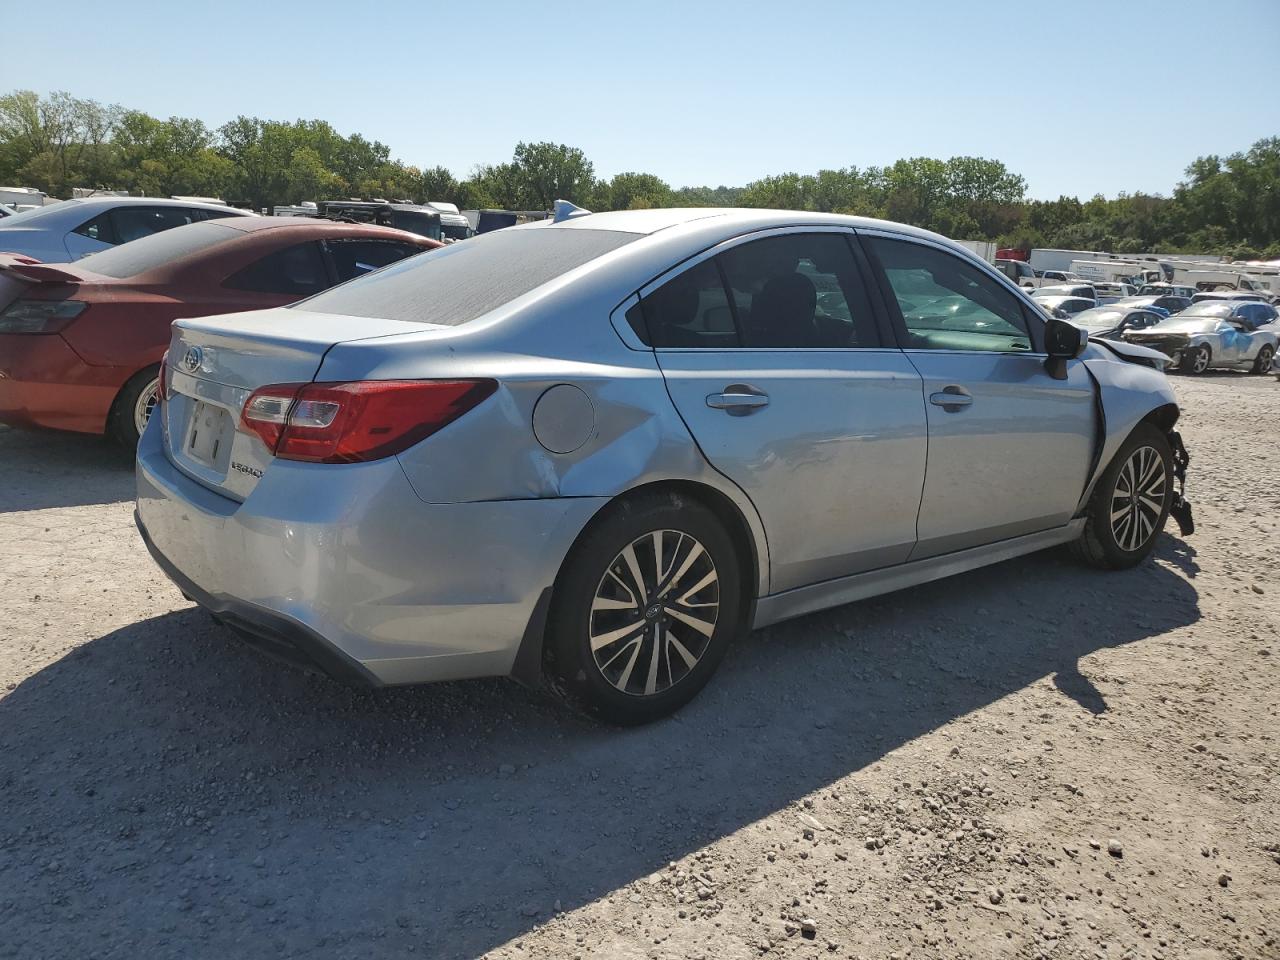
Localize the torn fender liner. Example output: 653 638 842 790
1168 429 1194 536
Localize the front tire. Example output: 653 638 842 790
108 365 161 448
1252 344 1275 375
1071 423 1173 570
545 493 743 725
1182 344 1211 375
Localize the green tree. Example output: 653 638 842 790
510 141 595 209
600 171 671 210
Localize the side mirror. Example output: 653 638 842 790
1044 317 1087 380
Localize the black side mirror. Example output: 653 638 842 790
1044 317 1087 380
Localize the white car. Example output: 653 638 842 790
1033 283 1097 303
0 197 253 262
1125 310 1278 374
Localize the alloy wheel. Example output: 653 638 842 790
1110 445 1167 552
1192 347 1210 374
1256 346 1274 374
133 377 161 436
589 529 720 697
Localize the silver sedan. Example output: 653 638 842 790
136 209 1190 724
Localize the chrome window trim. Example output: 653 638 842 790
608 292 648 352
630 224 888 353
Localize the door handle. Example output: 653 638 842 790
929 386 973 411
706 384 769 415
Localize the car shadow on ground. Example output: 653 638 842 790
0 537 1200 959
0 426 133 511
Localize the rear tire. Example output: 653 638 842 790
1252 344 1275 375
1071 422 1173 570
545 493 743 725
108 365 161 448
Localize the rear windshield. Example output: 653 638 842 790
78 221 242 278
293 227 639 326
0 199 77 225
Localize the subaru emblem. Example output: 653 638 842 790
180 346 203 374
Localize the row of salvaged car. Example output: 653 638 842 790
1028 282 1279 376
1 197 1275 460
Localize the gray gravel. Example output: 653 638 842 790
1 372 1278 959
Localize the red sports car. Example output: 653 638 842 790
0 217 438 445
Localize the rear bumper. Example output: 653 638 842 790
0 333 124 433
134 418 606 686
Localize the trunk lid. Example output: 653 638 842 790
162 306 421 501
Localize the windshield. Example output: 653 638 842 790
440 221 472 241
295 226 639 326
77 221 241 278
0 199 75 226
1072 308 1125 328
1182 303 1233 318
390 210 442 241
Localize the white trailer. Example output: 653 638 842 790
955 240 996 263
0 186 49 211
1070 259 1163 285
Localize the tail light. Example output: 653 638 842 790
240 379 496 463
0 299 87 334
157 352 169 402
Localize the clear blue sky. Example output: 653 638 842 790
6 0 1279 199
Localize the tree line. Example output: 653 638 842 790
2 89 1277 259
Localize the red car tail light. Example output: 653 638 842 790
241 380 496 463
157 352 169 402
0 299 87 334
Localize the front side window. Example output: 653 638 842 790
868 237 1034 352
225 241 329 297
109 206 198 243
326 239 424 283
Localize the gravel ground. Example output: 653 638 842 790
1 373 1277 960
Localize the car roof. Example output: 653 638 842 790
543 207 963 245
208 215 424 239
61 196 253 213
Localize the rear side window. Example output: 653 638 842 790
638 259 739 348
717 233 878 347
225 241 329 296
109 205 200 243
636 232 879 349
326 239 424 283
72 212 119 245
76 221 241 278
294 227 638 326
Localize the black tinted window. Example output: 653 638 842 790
72 212 118 245
225 241 329 296
638 259 740 348
188 207 240 222
295 228 637 326
77 221 241 278
109 205 200 243
327 239 423 283
717 233 878 347
869 237 1033 352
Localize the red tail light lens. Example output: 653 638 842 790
0 299 87 334
157 352 169 403
240 380 496 463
